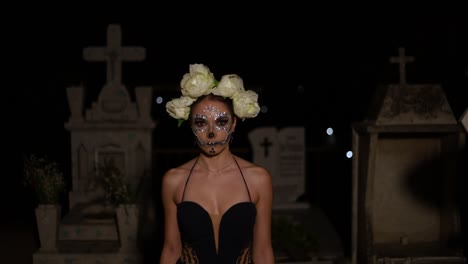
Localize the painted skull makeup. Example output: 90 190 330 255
191 104 233 148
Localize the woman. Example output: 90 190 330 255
160 64 275 264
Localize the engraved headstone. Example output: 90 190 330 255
249 126 306 208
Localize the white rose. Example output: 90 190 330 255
165 96 196 120
233 90 261 119
212 74 245 98
180 64 215 98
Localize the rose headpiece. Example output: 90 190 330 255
166 64 261 126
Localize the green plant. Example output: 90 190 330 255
272 215 319 262
96 157 135 205
23 154 66 204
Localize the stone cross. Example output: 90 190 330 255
83 24 145 86
390 47 414 85
260 137 273 157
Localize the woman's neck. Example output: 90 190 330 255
197 152 235 172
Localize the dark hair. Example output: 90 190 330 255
189 94 235 118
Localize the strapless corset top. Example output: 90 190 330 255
177 201 256 264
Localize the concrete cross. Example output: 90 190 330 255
83 24 145 86
390 47 414 85
260 137 273 157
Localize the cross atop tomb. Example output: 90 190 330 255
260 137 273 157
390 47 414 85
83 24 146 86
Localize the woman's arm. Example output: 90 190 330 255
252 167 275 264
159 169 182 264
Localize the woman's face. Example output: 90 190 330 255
190 98 236 155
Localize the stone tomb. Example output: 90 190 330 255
351 47 466 264
33 24 154 264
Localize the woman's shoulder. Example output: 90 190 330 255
162 157 198 187
233 156 272 203
233 155 272 184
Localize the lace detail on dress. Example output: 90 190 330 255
180 243 199 264
236 246 252 264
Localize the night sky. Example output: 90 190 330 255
11 8 468 147
4 5 468 260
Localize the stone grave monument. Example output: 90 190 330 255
351 47 466 264
249 126 307 209
33 24 155 264
249 126 343 263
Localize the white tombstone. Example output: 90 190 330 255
248 126 307 209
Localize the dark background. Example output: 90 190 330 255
3 4 467 263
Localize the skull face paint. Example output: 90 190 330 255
191 103 233 152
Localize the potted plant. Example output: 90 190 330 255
23 154 66 204
97 158 136 206
23 154 66 252
96 157 139 252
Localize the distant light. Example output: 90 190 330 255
156 96 163 104
260 105 268 113
326 127 334 136
297 85 304 93
346 151 353 158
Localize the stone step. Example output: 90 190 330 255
58 240 120 253
33 251 142 264
33 240 142 263
59 209 119 241
59 222 118 240
375 256 466 264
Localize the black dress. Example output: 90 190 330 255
176 157 256 264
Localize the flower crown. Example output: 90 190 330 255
166 64 261 126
